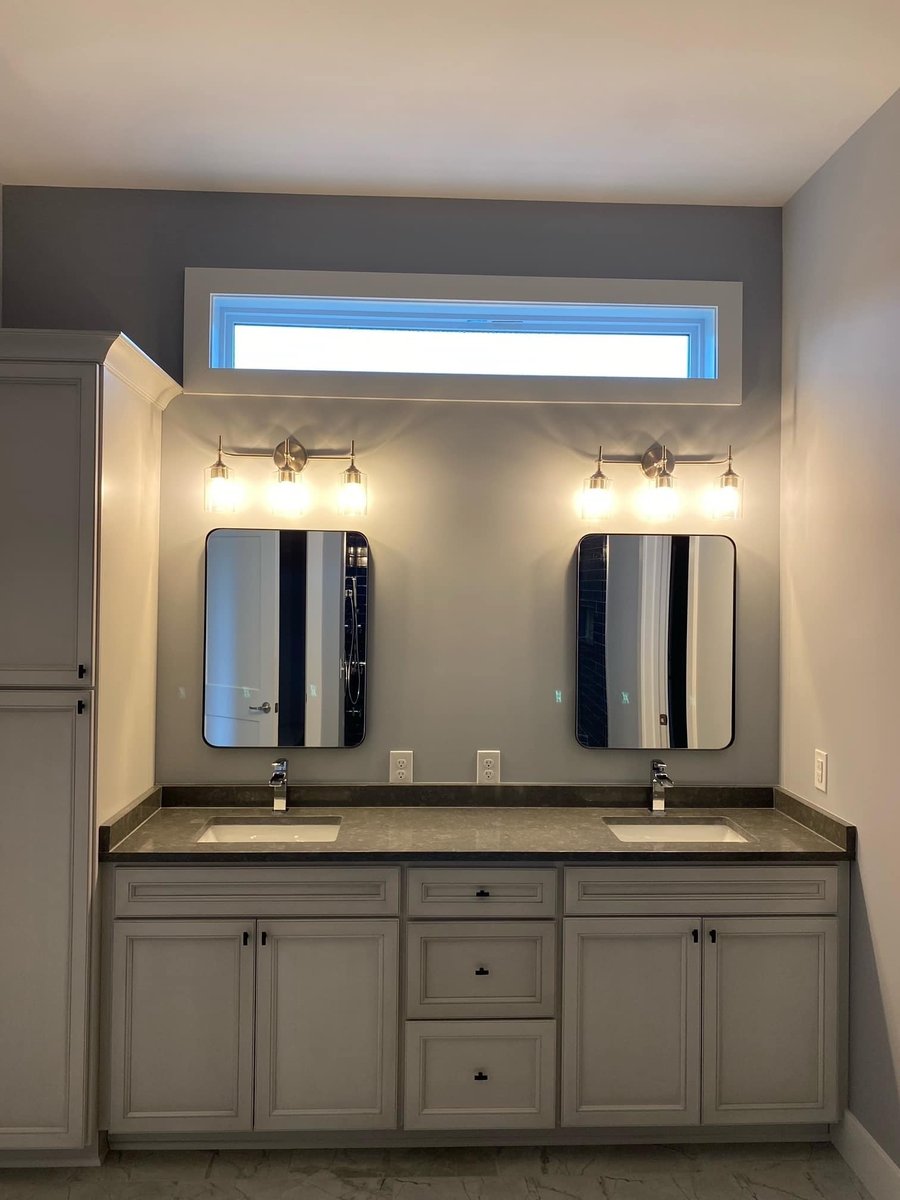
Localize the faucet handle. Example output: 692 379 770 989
271 759 287 773
651 759 668 774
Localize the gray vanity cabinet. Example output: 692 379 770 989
561 913 840 1128
254 920 399 1130
107 912 400 1134
701 917 839 1124
561 918 702 1126
109 921 256 1132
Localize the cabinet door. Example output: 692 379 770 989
109 920 255 1132
0 693 92 1149
702 917 839 1124
255 920 399 1130
561 917 701 1126
0 364 97 687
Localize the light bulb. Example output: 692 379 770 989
581 478 614 520
642 478 679 521
710 450 743 519
339 442 367 516
204 437 237 512
580 447 613 521
340 478 367 516
269 470 308 517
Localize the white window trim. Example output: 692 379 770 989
183 268 742 405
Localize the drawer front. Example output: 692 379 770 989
407 922 556 1018
565 866 839 916
404 1020 556 1130
407 869 557 918
113 866 400 918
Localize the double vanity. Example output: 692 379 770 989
98 789 852 1147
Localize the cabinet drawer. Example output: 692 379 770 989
565 866 838 916
407 869 557 918
404 1020 556 1130
407 922 556 1018
113 866 400 918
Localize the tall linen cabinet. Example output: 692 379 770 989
0 332 178 1155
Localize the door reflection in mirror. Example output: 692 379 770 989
576 534 734 750
204 529 368 748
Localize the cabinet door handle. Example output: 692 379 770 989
474 966 490 976
261 931 268 946
691 929 699 943
249 701 272 713
242 931 250 946
474 1071 488 1081
709 929 717 943
77 664 87 679
475 889 491 898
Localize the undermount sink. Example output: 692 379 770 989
606 818 749 844
197 817 342 844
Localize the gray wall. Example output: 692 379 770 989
782 89 900 1166
2 188 781 784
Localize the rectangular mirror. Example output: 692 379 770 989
576 534 734 750
204 529 368 748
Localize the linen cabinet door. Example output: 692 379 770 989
0 693 92 1149
255 920 399 1130
702 917 839 1124
109 920 255 1132
561 918 702 1126
0 364 97 687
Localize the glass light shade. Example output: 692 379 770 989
643 474 679 521
581 474 614 520
709 468 744 519
339 464 368 516
204 462 236 513
269 469 309 517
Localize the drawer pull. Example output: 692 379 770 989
474 966 490 976
474 1071 489 1081
475 889 491 898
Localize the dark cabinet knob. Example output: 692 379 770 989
475 889 491 898
474 1071 488 1081
474 966 490 976
692 929 699 943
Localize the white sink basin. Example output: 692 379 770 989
606 820 749 844
197 819 341 844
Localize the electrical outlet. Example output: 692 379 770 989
389 750 414 784
814 749 828 793
477 750 501 785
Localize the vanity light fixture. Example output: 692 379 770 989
338 440 368 516
205 434 366 517
578 441 743 522
203 436 237 513
709 445 744 519
580 447 614 520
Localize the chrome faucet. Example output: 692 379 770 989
651 759 674 813
269 759 288 812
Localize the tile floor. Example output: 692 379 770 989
0 1143 872 1200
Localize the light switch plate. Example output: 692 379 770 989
814 749 828 793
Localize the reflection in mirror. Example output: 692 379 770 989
204 529 368 748
576 534 734 750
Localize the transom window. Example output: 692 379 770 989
184 269 742 404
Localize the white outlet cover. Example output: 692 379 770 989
390 750 414 784
477 750 501 785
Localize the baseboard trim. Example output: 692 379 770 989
832 1111 900 1200
107 1124 830 1151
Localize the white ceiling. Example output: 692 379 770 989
1 0 899 206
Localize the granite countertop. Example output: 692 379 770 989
101 803 851 862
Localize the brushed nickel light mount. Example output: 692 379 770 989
204 434 367 516
579 441 743 522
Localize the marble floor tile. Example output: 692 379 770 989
0 1145 874 1200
